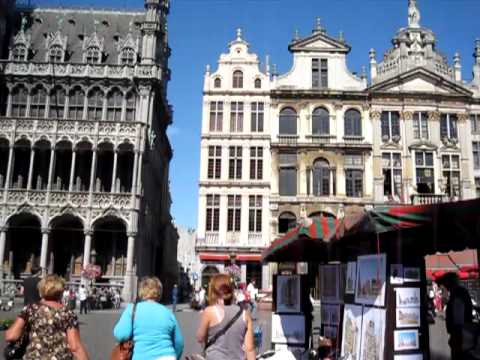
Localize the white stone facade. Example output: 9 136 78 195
196 2 480 290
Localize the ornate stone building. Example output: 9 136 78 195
197 0 480 290
0 0 177 301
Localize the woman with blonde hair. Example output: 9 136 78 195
5 274 89 360
196 273 256 360
113 276 184 360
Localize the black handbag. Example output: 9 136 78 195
4 331 29 360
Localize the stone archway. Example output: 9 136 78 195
201 265 219 288
92 217 127 278
6 213 41 278
49 215 84 279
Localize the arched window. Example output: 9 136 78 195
30 86 47 118
278 212 296 233
312 107 329 135
232 70 243 88
254 78 261 89
120 48 136 65
12 45 27 61
68 88 85 120
85 47 101 64
11 86 28 117
125 92 136 122
106 89 123 121
214 78 221 88
312 158 330 196
87 88 104 121
48 45 63 63
279 107 297 135
344 109 362 137
49 87 66 119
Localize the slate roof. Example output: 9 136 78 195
11 8 145 64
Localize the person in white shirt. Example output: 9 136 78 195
246 280 258 319
78 285 88 315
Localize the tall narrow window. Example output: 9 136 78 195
471 114 480 134
344 109 362 137
107 89 123 121
442 154 460 197
49 87 66 119
230 101 243 132
413 112 429 139
85 47 101 64
120 48 135 65
125 92 136 122
312 158 330 196
312 59 319 88
440 114 458 139
254 78 261 89
87 88 104 121
250 147 263 180
415 151 435 194
206 194 220 231
68 88 85 120
312 59 328 88
251 102 264 132
473 142 480 170
279 153 297 196
11 86 28 117
382 152 402 200
279 107 297 135
48 45 63 63
232 70 243 88
312 107 329 135
228 146 242 179
29 87 47 118
207 146 222 179
381 111 400 140
227 195 241 232
209 101 223 132
345 154 363 197
249 195 262 233
214 78 221 88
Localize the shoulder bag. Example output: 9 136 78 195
110 302 137 360
4 305 31 360
186 307 244 360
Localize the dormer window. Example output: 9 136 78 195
312 58 328 89
11 45 27 61
233 70 243 89
120 48 136 65
214 77 221 88
48 45 63 63
85 47 101 64
254 78 261 89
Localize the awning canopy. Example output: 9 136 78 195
262 216 339 262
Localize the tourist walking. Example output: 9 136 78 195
78 285 88 315
172 284 178 312
23 265 41 305
246 279 258 319
5 274 90 360
113 276 184 360
196 273 256 360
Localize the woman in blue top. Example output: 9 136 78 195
114 276 184 360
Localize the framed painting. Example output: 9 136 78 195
355 254 387 306
277 275 301 313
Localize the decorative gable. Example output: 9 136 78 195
288 30 350 54
45 31 68 51
83 31 104 52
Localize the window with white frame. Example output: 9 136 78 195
279 107 297 135
209 101 223 132
68 88 85 120
415 151 435 194
11 86 28 117
205 194 220 231
227 195 241 232
442 154 461 197
312 58 328 89
382 152 402 200
471 114 480 134
413 112 429 139
230 101 243 132
85 47 101 64
207 146 221 179
251 102 264 132
48 45 63 63
474 142 480 170
345 154 363 197
248 195 262 233
228 146 242 179
312 107 329 135
49 87 66 119
232 70 243 89
250 147 263 180
29 86 47 118
279 152 297 196
214 78 221 88
87 88 104 121
344 109 362 137
440 113 458 140
12 45 27 61
381 111 400 140
311 158 331 196
125 92 136 122
106 89 123 121
254 78 261 89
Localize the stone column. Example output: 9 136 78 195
47 147 55 191
135 152 143 195
111 149 118 193
68 150 76 192
3 145 14 202
123 232 136 302
0 227 7 283
83 230 93 268
130 151 139 193
89 149 97 193
26 147 35 190
40 228 50 274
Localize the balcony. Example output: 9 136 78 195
410 194 452 205
204 232 219 245
343 135 364 144
226 232 240 245
306 134 335 145
277 135 299 146
247 233 263 246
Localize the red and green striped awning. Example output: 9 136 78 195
262 216 339 263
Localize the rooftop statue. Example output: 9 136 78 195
408 0 421 28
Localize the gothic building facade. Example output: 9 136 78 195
0 0 177 300
196 1 480 289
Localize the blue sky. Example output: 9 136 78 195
35 0 480 228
